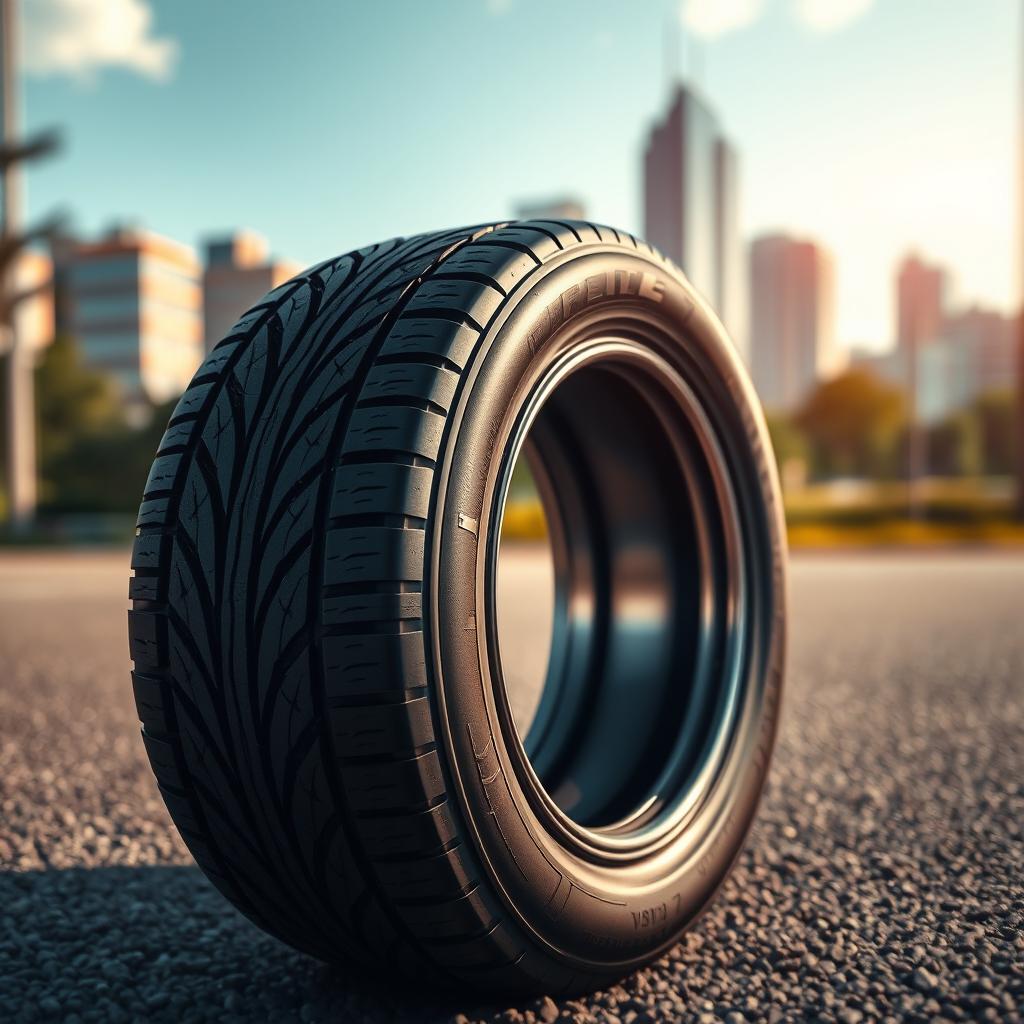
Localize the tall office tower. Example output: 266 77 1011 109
202 230 300 352
713 137 746 364
896 254 946 352
643 84 745 359
749 234 836 412
515 197 586 221
68 226 203 411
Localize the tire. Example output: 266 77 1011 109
129 220 786 995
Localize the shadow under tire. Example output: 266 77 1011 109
129 220 786 995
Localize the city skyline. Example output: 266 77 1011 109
16 35 1016 429
40 201 1014 422
17 0 1021 354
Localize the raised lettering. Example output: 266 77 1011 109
639 272 666 303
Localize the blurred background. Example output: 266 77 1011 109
2 4 1023 1020
0 0 1020 547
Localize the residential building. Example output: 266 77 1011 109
67 226 203 409
203 230 300 352
749 234 836 412
643 83 746 360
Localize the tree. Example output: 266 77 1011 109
31 334 174 513
34 335 120 464
796 368 907 480
972 389 1017 477
764 412 809 490
927 410 982 478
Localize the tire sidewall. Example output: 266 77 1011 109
429 246 787 971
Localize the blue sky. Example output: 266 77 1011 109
20 0 1021 350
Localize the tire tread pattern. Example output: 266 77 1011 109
129 220 670 989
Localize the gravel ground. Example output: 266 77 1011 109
1 549 1022 1023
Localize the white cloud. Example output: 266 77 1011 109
681 0 874 39
24 0 178 84
790 0 874 33
680 0 765 40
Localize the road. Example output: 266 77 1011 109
1 550 1022 1023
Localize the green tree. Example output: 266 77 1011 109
764 412 809 490
2 337 116 513
32 336 177 513
973 389 1017 477
927 409 982 477
34 335 121 473
796 368 907 480
765 412 808 466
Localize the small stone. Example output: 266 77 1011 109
539 995 559 1023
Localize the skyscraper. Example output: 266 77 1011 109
202 231 300 352
896 254 946 352
643 83 746 360
67 226 203 411
749 234 836 412
894 253 947 504
713 137 745 363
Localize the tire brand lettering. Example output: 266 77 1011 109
638 272 666 303
528 271 666 352
632 902 668 930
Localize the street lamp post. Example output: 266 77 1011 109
0 0 36 532
1018 316 1023 519
1019 5 1024 519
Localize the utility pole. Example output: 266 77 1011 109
0 0 33 531
1018 307 1023 518
1 0 59 532
907 334 925 520
1018 3 1024 519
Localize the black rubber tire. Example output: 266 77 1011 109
129 220 786 995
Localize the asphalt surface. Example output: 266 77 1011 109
1 549 1022 1023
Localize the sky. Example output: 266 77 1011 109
18 0 1022 352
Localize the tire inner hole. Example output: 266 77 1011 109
494 360 725 834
